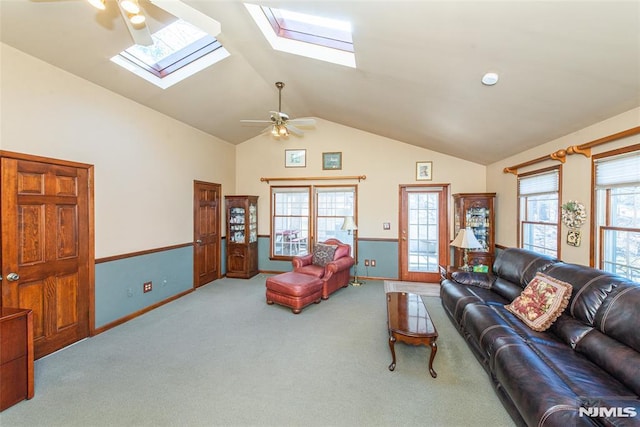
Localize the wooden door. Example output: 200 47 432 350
399 185 449 283
1 155 93 359
193 181 221 287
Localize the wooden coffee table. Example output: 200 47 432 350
386 292 438 378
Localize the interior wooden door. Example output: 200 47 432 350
193 181 221 287
1 155 92 359
399 185 449 283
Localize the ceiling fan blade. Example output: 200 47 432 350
286 125 304 136
287 118 316 127
241 119 272 127
117 1 153 46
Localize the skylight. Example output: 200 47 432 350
244 3 356 68
111 19 230 89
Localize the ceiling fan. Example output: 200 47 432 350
241 82 316 138
87 0 153 46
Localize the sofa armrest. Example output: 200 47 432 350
292 254 313 269
451 271 496 289
324 256 356 279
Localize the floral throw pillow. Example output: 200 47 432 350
312 243 338 267
505 272 572 332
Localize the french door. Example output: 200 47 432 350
399 185 449 282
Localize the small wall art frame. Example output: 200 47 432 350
285 149 306 168
322 152 342 170
416 161 433 181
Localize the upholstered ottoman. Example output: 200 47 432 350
265 272 323 314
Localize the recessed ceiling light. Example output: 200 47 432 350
482 72 499 86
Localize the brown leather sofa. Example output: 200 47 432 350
440 247 640 427
292 238 355 299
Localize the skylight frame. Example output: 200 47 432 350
244 3 356 68
111 19 230 89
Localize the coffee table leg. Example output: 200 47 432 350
388 334 397 371
428 341 438 378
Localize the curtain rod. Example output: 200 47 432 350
260 175 367 184
504 126 640 175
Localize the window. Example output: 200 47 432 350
271 185 357 259
272 187 310 257
518 167 561 257
111 19 230 89
594 147 640 282
244 3 356 68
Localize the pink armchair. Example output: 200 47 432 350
292 239 355 299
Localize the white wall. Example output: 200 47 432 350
487 107 640 265
235 118 487 240
0 43 236 258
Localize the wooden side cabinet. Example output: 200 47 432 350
1 307 34 411
225 195 259 279
452 193 496 268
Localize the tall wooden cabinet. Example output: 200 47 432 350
453 193 496 268
225 196 258 279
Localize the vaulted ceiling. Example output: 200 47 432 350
1 0 639 165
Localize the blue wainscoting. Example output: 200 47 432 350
95 246 193 329
356 239 399 279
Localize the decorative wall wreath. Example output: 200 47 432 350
561 200 586 229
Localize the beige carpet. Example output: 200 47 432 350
383 280 441 297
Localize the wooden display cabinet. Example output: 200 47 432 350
1 307 34 411
452 193 496 268
225 195 258 279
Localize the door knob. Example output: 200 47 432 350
196 240 202 244
6 272 20 281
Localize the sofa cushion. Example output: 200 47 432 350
505 272 572 332
492 248 559 288
451 271 495 289
295 264 325 278
593 282 640 353
312 243 337 267
333 244 350 260
544 262 622 326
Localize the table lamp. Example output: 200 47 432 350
450 227 483 271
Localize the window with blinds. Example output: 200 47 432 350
518 167 561 257
594 149 640 282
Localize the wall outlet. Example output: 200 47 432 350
127 288 133 297
371 260 377 267
143 281 152 293
364 259 370 267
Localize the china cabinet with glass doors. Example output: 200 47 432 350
225 195 258 278
452 193 496 268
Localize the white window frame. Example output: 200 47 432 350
593 145 640 282
270 185 357 260
517 166 561 257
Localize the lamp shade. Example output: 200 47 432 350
450 227 482 249
341 216 357 231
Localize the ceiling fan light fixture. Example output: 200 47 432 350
279 125 289 137
87 0 106 10
120 0 141 15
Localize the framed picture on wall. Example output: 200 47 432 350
322 152 342 170
285 149 306 168
416 161 433 181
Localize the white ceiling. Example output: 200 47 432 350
1 0 639 165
